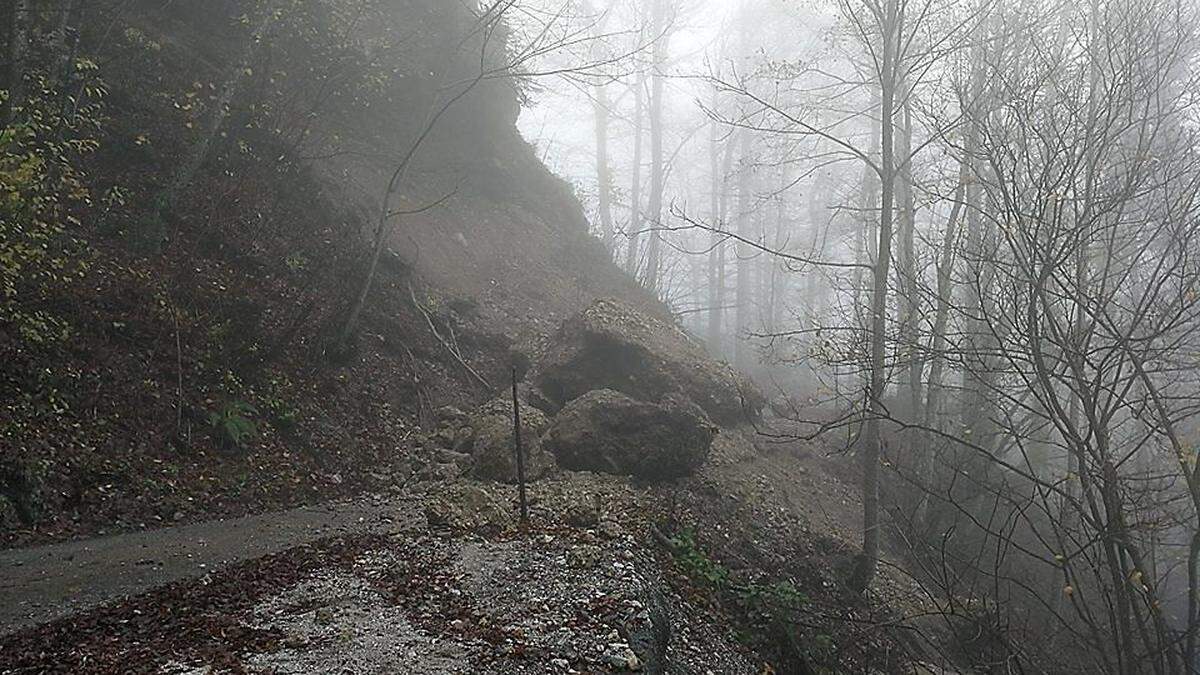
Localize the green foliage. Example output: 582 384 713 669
667 527 833 669
670 528 810 614
208 400 259 450
0 66 105 347
284 252 308 273
736 579 809 614
669 529 732 588
263 375 300 431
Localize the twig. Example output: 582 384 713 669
170 299 184 436
408 282 493 392
649 524 678 553
399 342 433 430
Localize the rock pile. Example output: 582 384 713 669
466 395 554 484
414 299 761 485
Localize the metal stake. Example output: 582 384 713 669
512 366 529 524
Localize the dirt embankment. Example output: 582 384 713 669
1 0 659 548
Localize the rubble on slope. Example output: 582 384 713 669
467 395 556 484
0 475 763 674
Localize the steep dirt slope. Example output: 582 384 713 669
0 0 660 547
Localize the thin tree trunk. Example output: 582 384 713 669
732 126 752 371
593 82 615 255
624 71 645 277
896 97 921 422
914 175 965 531
642 0 667 293
805 174 827 319
960 104 988 444
3 0 29 128
336 67 491 353
165 3 277 210
768 167 788 334
50 0 80 89
853 90 881 328
48 0 88 143
852 0 898 594
706 97 723 351
586 0 615 256
709 131 736 355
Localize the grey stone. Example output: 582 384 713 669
533 299 764 425
544 389 717 480
469 396 553 484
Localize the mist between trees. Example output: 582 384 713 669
3 0 1200 670
518 0 1200 671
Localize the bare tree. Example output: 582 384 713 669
641 0 669 292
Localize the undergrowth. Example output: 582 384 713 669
666 527 837 673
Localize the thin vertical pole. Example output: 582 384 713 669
512 367 529 524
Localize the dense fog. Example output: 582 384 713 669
3 0 1200 672
517 0 1200 670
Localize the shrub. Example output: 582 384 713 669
0 67 104 347
208 400 259 450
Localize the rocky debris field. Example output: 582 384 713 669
0 427 950 674
405 299 763 490
0 298 954 673
0 471 761 674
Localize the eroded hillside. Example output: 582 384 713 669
1 0 658 546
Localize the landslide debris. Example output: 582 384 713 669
544 389 717 481
533 299 765 426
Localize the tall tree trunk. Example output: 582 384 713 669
914 174 965 531
165 3 278 211
50 0 86 139
708 128 736 355
50 0 80 88
586 0 615 256
624 71 645 277
754 179 768 330
852 0 898 594
768 167 788 334
642 0 667 293
732 126 753 371
803 172 830 320
853 90 881 328
3 0 29 128
593 82 615 255
896 97 921 422
706 97 723 351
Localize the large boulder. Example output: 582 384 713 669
543 389 718 480
469 395 554 484
533 299 763 425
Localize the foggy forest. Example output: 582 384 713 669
2 0 1199 673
